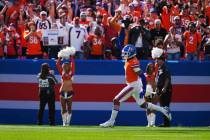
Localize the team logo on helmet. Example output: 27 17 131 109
121 44 136 60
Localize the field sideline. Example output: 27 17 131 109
0 125 209 140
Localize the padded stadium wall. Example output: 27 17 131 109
0 59 210 126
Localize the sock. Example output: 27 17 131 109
147 103 164 113
147 114 151 126
62 112 68 125
150 113 156 126
110 110 118 122
66 113 72 125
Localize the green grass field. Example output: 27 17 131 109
0 125 209 140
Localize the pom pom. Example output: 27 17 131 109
151 47 164 59
58 46 76 59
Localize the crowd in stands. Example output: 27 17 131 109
0 0 210 60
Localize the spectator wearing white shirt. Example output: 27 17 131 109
164 26 182 60
68 17 88 59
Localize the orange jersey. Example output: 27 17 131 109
205 6 210 24
125 57 140 83
180 14 194 27
130 10 142 23
145 16 158 30
80 20 90 28
184 31 201 53
18 24 27 48
5 35 20 56
97 9 108 16
6 5 20 24
24 31 42 55
110 18 129 45
88 35 105 55
170 6 180 24
161 6 171 31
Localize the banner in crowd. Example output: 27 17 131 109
42 29 68 46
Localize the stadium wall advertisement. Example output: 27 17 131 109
0 60 210 126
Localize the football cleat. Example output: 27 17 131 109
99 120 115 128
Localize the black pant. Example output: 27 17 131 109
38 91 55 125
159 90 172 126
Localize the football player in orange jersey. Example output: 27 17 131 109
100 44 171 127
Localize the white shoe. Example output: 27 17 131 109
63 122 67 126
147 124 151 127
66 114 71 126
62 113 68 127
147 124 156 127
99 120 115 128
163 107 172 121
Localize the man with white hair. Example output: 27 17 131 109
79 12 90 29
34 11 52 32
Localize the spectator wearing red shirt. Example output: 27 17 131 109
96 2 109 16
4 26 21 59
103 17 118 54
183 22 202 60
24 21 43 59
161 4 172 31
180 4 195 28
86 26 105 60
0 26 5 58
80 12 90 29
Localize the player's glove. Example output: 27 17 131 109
139 71 146 99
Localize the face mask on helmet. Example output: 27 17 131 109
121 45 136 60
121 51 129 60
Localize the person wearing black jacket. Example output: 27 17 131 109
37 63 58 125
150 19 167 48
156 54 172 127
128 19 151 59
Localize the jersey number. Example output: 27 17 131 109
76 31 81 38
39 23 47 29
29 36 38 44
189 35 194 45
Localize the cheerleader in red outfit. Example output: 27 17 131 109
56 48 75 126
145 63 159 127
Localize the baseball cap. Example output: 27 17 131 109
40 11 47 16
